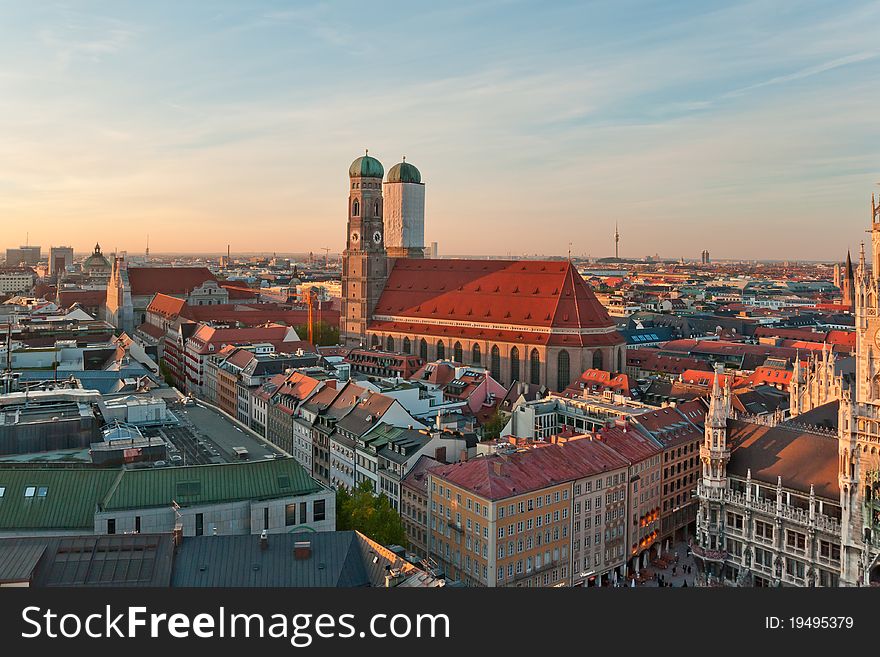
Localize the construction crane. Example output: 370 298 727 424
321 247 331 269
291 288 320 345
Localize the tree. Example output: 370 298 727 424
158 361 176 388
481 410 507 441
335 480 406 546
295 320 340 347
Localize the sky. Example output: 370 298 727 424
0 1 878 260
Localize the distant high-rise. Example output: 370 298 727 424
700 249 710 265
5 245 41 266
833 262 841 288
49 246 74 279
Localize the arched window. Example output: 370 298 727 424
374 202 380 217
490 345 501 381
510 347 520 382
352 199 360 217
592 350 603 370
437 341 445 360
530 349 541 385
386 335 395 352
557 350 570 392
371 334 380 348
403 337 411 354
420 338 428 360
472 343 481 366
453 341 463 363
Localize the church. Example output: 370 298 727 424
340 153 626 392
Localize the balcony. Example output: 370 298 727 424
691 544 727 562
697 484 842 535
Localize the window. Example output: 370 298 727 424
300 501 308 523
420 339 428 360
472 343 481 366
24 486 35 498
0 487 5 498
352 199 360 216
592 350 603 370
37 486 48 497
437 341 445 360
403 337 411 354
726 512 743 530
135 516 141 533
785 530 806 552
490 345 500 380
195 513 204 536
510 347 520 382
454 342 463 363
107 518 116 535
264 507 270 530
286 504 297 526
530 349 540 385
557 350 570 391
755 520 773 541
386 335 395 352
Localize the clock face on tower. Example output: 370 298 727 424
874 327 880 349
373 231 382 244
350 231 360 244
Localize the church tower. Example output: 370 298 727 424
383 158 425 259
837 194 880 586
341 152 388 348
696 366 732 581
841 250 855 312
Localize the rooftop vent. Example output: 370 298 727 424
294 541 312 560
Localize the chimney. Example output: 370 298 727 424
294 540 312 560
173 525 183 547
460 449 468 462
493 461 503 476
260 529 268 550
435 446 447 463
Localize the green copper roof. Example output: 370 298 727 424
0 458 324 530
349 153 384 179
387 160 421 184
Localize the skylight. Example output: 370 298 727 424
0 487 5 498
24 486 35 498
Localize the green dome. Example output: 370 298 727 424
387 160 421 184
349 153 384 178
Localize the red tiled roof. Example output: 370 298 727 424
430 437 628 500
135 322 166 340
744 365 793 388
127 267 217 297
594 424 663 463
727 421 839 499
221 283 260 299
564 368 634 397
147 293 188 318
369 259 622 347
626 348 711 375
825 330 855 347
680 369 744 388
187 323 302 354
57 289 105 308
278 371 322 400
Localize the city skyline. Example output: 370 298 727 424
2 1 879 259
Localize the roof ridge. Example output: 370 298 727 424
99 468 126 511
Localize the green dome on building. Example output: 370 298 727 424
387 159 421 184
349 152 384 179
